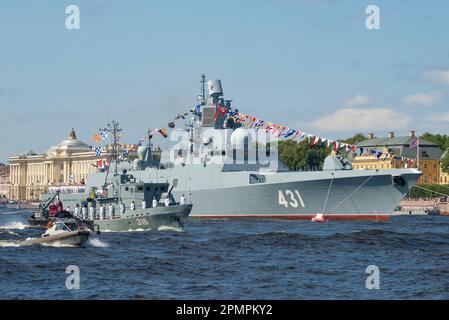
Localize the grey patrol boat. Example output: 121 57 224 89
103 75 421 221
38 121 192 232
87 170 192 232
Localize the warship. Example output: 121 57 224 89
87 75 421 221
32 122 192 232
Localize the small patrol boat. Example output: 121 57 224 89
21 221 90 246
87 172 193 232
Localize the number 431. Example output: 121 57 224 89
278 190 305 208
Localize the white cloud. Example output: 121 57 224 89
311 108 411 132
402 92 442 107
342 94 372 107
429 112 449 122
425 69 449 86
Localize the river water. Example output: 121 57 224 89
1 207 448 299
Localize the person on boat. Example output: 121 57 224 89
46 220 54 229
74 204 80 218
56 199 63 213
164 197 170 207
142 199 147 209
119 202 125 217
89 205 95 220
99 204 105 220
130 200 136 211
152 196 157 208
66 206 71 213
81 205 87 220
180 194 186 205
108 203 114 219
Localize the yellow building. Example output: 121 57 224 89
352 131 445 185
9 129 138 201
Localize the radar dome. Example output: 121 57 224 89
230 128 251 149
137 145 148 161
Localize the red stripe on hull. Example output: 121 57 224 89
192 214 390 221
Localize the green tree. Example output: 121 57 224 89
279 139 331 171
420 132 449 149
441 151 449 174
342 133 367 145
407 184 449 198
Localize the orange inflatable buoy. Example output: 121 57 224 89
311 213 327 223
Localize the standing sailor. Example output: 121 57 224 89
142 199 147 209
99 204 105 220
108 203 114 219
74 204 80 218
89 205 95 220
152 196 158 208
119 202 125 217
164 197 170 207
130 200 136 211
81 205 87 220
180 194 186 205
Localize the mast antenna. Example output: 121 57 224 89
103 120 122 175
200 74 206 102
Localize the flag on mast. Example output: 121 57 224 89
409 137 419 148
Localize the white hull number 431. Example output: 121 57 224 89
278 190 305 208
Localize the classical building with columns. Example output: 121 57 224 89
0 164 9 199
9 129 138 201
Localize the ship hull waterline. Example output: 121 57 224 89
166 169 421 221
90 204 192 232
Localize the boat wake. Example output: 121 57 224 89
157 225 183 232
0 240 21 247
0 229 20 236
41 241 78 248
88 237 109 247
0 221 29 230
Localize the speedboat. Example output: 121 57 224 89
21 221 90 246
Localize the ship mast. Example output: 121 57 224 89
200 74 206 103
103 120 122 175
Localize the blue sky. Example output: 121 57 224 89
1 0 449 162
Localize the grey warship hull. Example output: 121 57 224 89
107 166 420 221
91 204 192 232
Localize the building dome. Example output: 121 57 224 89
230 127 251 149
47 128 91 156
